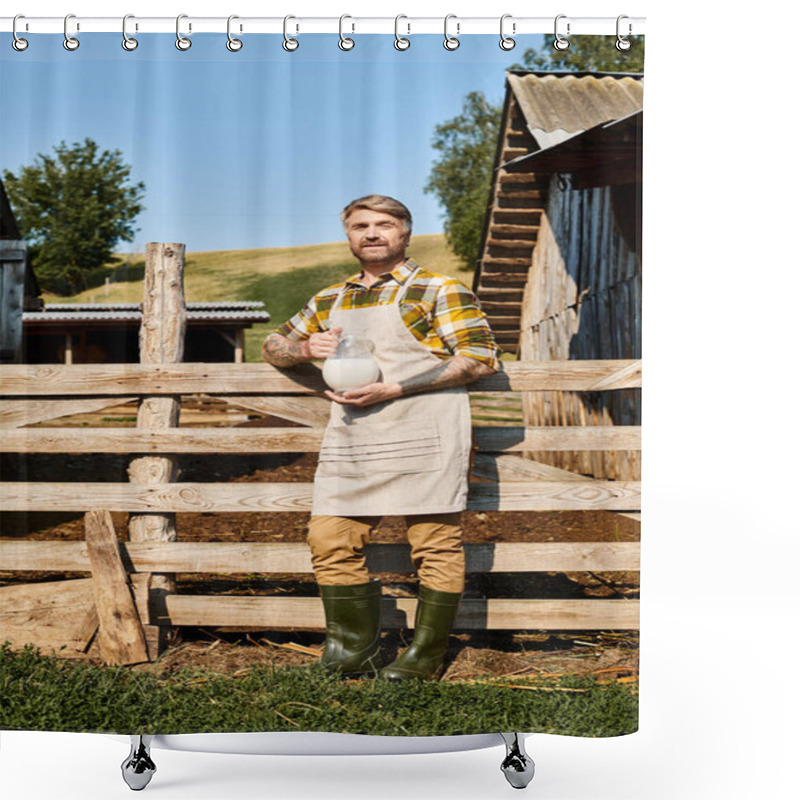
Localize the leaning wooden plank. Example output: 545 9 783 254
1 425 643 454
84 509 149 665
212 395 331 427
0 480 642 513
0 397 139 429
165 595 640 631
0 359 643 396
0 540 641 574
0 578 98 653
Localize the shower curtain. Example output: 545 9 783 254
0 27 643 740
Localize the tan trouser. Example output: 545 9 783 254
307 513 465 594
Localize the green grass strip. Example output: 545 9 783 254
1 644 637 738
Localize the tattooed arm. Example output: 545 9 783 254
262 327 342 367
326 354 496 407
398 354 496 396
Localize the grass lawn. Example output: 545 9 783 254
1 644 637 738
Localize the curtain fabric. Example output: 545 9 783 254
0 32 643 739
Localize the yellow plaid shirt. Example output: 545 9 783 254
272 259 501 369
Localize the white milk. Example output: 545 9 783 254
322 358 380 391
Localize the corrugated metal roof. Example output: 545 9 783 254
23 304 271 324
507 72 644 152
43 301 267 311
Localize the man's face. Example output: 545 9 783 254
345 208 410 267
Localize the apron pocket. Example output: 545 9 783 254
318 421 444 478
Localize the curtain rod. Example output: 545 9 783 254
1 16 646 36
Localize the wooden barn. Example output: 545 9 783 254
22 301 271 364
474 71 643 480
1 178 43 364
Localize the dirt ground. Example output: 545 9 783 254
1 406 640 683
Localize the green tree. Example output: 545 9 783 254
426 36 643 268
424 92 501 269
3 138 145 294
510 34 645 73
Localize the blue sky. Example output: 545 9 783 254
1 33 544 252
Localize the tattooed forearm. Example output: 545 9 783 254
262 335 309 367
398 355 496 397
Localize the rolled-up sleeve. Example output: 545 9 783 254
432 281 502 370
272 296 322 341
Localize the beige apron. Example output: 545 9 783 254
311 267 472 517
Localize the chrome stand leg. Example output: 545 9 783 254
121 735 157 791
500 733 535 789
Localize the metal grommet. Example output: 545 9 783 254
499 14 516 51
394 15 410 51
226 15 243 51
12 15 29 51
338 14 354 50
616 15 632 51
176 13 192 51
283 15 299 51
122 14 138 51
444 14 460 51
553 14 570 51
63 13 79 51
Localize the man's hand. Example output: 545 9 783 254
304 326 343 360
263 327 342 366
324 381 402 408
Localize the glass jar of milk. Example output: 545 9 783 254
322 335 380 392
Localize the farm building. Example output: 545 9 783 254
22 301 271 364
474 71 643 480
1 178 43 364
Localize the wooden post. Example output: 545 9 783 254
126 242 186 657
235 328 244 363
64 333 73 365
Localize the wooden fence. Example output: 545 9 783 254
0 244 641 665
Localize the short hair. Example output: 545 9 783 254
340 195 412 234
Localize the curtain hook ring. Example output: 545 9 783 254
12 14 29 51
499 14 516 51
283 15 299 51
176 13 192 51
394 14 410 51
122 14 138 51
339 14 355 50
63 13 80 51
444 14 460 51
616 15 632 51
226 15 243 51
553 14 570 51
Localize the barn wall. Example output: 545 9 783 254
519 175 642 480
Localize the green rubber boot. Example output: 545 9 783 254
319 581 382 677
379 585 462 681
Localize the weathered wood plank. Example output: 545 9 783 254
473 454 642 522
0 578 98 653
0 540 641 574
84 509 149 665
0 360 642 396
0 480 642 513
0 397 139 429
164 595 640 631
0 425 643 454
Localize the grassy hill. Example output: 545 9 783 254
44 234 471 362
